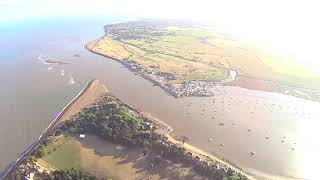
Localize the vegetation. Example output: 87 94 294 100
33 145 45 158
92 21 229 84
61 95 153 147
59 95 247 180
48 169 96 180
24 94 248 180
91 21 320 89
40 168 97 180
40 136 81 170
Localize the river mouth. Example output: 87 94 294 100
1 17 320 180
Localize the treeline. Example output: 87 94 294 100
152 136 248 180
61 95 153 147
59 95 248 180
43 168 97 180
8 168 97 180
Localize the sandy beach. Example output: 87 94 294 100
56 79 109 126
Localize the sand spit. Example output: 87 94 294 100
56 80 108 125
0 80 108 179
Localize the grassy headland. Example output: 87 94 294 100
11 82 250 180
87 21 320 98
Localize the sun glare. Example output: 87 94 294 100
1 0 319 76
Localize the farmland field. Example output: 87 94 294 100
89 21 320 89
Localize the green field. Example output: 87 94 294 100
92 24 230 84
90 21 320 89
40 136 81 170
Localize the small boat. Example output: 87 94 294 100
218 122 224 126
250 152 256 156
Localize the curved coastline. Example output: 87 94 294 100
85 37 180 98
2 80 253 179
114 95 300 180
84 38 317 180
86 37 234 98
86 37 320 103
1 80 304 180
98 92 255 180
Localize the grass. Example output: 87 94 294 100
91 22 320 89
92 26 230 84
40 136 81 170
38 134 201 179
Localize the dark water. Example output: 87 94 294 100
0 17 319 179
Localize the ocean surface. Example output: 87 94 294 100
0 16 319 179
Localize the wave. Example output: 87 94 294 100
60 69 65 76
68 76 75 85
38 53 50 64
37 53 44 62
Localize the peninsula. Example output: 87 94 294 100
86 21 320 101
5 80 250 180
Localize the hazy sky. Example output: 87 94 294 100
1 0 320 72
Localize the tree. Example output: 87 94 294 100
34 147 44 158
181 136 189 145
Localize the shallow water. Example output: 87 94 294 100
0 17 319 179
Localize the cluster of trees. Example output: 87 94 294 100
47 168 97 180
33 145 45 158
29 168 98 180
151 138 247 180
59 95 247 180
152 139 186 161
62 96 153 147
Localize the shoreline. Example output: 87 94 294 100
86 37 229 98
3 80 302 180
0 80 108 179
227 74 320 103
111 94 256 179
86 37 320 102
117 97 300 180
84 37 316 179
85 38 180 98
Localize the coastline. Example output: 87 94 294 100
0 80 108 179
85 38 180 98
86 37 320 102
84 37 317 179
3 80 302 180
3 80 252 179
116 96 301 180
226 74 320 102
110 94 255 180
85 37 228 98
